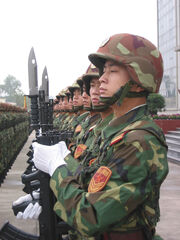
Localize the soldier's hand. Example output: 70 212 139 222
32 142 68 176
16 202 42 220
59 141 70 158
12 190 40 206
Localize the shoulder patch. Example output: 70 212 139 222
68 142 75 150
89 158 97 166
75 124 82 133
110 131 129 146
88 166 112 193
74 144 87 159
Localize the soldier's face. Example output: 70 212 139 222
62 96 68 108
73 89 83 106
68 98 73 110
90 77 104 106
58 99 63 110
99 60 129 97
82 85 91 108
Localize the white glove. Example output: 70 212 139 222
58 141 71 158
32 142 70 176
16 202 42 220
12 190 40 206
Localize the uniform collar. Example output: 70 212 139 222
102 104 148 139
94 113 114 136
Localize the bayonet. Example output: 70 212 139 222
28 47 39 131
42 66 49 103
28 47 38 96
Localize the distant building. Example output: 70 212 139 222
157 0 180 112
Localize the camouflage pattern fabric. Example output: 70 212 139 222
75 113 113 166
88 33 163 93
53 113 68 131
61 114 74 131
72 113 101 156
67 114 79 132
50 105 168 239
59 113 70 131
71 112 89 134
72 112 90 139
64 112 113 181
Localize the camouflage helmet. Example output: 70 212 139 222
64 88 72 100
88 33 163 93
56 93 61 100
68 81 81 94
56 90 65 100
76 76 83 94
59 89 66 99
82 64 99 95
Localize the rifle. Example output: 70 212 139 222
0 221 39 240
0 48 72 240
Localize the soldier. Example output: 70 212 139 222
53 91 68 130
72 64 113 165
68 80 90 134
60 88 75 131
65 89 74 114
32 33 168 240
73 66 102 149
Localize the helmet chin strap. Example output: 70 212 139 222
99 81 148 107
74 105 83 111
99 82 132 106
92 104 109 112
84 106 92 111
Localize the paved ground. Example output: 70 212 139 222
156 162 180 240
0 131 39 236
0 131 180 239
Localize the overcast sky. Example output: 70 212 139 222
0 0 157 98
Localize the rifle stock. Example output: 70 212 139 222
0 221 39 240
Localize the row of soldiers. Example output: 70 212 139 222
53 63 113 165
14 33 168 240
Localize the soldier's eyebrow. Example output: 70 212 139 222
104 62 119 69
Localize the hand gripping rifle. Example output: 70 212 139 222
0 48 72 240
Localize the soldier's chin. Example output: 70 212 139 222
100 94 111 98
93 103 104 107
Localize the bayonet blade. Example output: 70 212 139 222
42 66 49 102
28 47 38 95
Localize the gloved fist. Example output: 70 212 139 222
58 141 71 158
32 142 70 176
12 190 40 206
16 202 42 220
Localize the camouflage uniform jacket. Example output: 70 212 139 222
50 105 168 238
64 112 113 185
75 113 101 145
53 112 64 129
73 113 113 166
67 114 78 131
71 113 101 156
61 114 74 131
58 113 69 131
71 112 90 136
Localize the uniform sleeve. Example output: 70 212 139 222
64 153 80 174
50 130 168 237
